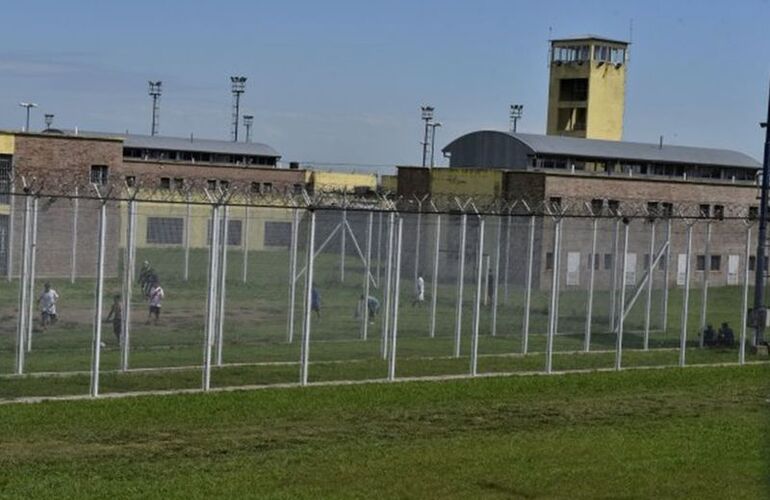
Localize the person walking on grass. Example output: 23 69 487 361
38 282 59 330
311 287 321 319
356 294 380 322
412 274 425 306
105 294 122 343
147 280 165 325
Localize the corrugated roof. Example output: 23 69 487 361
443 131 761 169
72 131 280 158
551 34 629 45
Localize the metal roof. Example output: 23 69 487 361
72 131 280 158
551 34 629 45
443 131 761 169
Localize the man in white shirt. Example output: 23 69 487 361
413 274 425 306
38 282 60 330
147 281 165 325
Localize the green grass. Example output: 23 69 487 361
0 364 767 498
0 247 762 399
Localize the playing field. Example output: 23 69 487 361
0 364 766 499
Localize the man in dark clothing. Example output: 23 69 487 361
703 324 717 347
718 322 735 347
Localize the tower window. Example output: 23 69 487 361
559 78 589 101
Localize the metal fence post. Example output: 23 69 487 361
287 208 300 343
381 212 395 359
70 187 79 283
299 209 317 385
661 219 672 332
679 223 694 367
545 217 561 374
454 213 467 358
25 196 38 352
503 211 512 303
215 205 229 366
14 193 31 375
242 206 250 284
414 206 422 284
609 219 620 331
202 204 221 391
340 209 346 282
522 215 535 353
89 198 108 397
387 216 403 381
490 217 501 336
615 219 630 370
584 217 598 352
121 197 136 372
699 221 712 347
6 180 14 283
184 195 191 282
740 225 752 365
470 216 485 375
429 213 441 338
643 221 656 350
361 212 373 340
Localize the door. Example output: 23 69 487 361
566 252 580 286
625 253 637 286
677 254 687 286
727 254 739 285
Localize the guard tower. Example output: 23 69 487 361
546 35 628 141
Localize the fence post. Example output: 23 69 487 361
184 195 191 282
503 211 512 303
14 193 31 375
643 220 656 350
545 217 561 374
376 212 383 288
454 213 467 358
522 215 535 354
241 206 250 284
584 217 598 352
89 198 108 397
414 205 422 284
661 219 672 332
381 212 395 359
6 179 14 283
609 219 620 331
615 219 630 370
202 203 220 391
387 217 403 381
361 212 373 340
699 221 712 347
340 209 346 282
215 205 229 366
490 217 502 336
740 224 752 365
429 213 441 338
679 223 694 367
470 216 485 375
25 196 38 352
70 187 79 283
121 197 136 372
299 209 316 385
287 208 300 343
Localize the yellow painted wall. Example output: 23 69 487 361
120 201 295 250
0 133 15 154
308 171 377 191
430 169 503 197
381 175 398 192
586 62 626 140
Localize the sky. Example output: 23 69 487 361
1 0 769 169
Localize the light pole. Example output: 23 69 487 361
421 106 434 167
509 104 524 133
243 115 254 143
44 114 54 130
19 103 38 132
429 122 442 168
148 81 162 136
230 76 247 142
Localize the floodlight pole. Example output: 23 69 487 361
429 122 442 168
148 81 162 136
230 76 247 142
420 106 434 167
753 82 770 346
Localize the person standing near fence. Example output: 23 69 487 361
147 281 165 325
38 282 59 330
311 287 321 319
105 294 122 342
413 274 425 306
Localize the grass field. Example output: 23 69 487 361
0 364 767 498
0 244 763 400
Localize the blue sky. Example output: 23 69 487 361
1 0 769 167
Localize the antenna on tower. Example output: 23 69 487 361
547 26 553 68
44 114 54 130
243 115 254 143
148 81 162 136
230 76 247 141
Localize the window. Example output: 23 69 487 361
549 197 562 212
710 255 721 271
559 78 589 101
207 179 217 191
646 202 659 218
146 217 184 245
608 199 620 214
661 202 674 217
749 206 759 220
699 204 711 218
750 256 756 271
263 182 273 193
207 219 243 246
264 221 293 246
90 165 109 185
125 175 136 187
160 177 171 190
545 252 554 270
696 255 706 271
250 182 261 194
604 253 613 270
220 180 230 191
713 204 724 220
586 253 600 270
293 184 304 195
644 254 650 270
173 178 184 190
0 155 12 204
590 199 604 215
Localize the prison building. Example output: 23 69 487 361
392 131 761 291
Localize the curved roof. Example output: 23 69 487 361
443 131 760 169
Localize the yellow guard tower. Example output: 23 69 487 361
546 35 628 141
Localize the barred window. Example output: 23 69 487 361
90 165 109 185
264 221 292 247
146 217 184 245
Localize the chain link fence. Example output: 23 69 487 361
0 186 762 400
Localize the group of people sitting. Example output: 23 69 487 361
702 323 735 348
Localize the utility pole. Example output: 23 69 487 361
420 106 434 167
753 81 770 346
